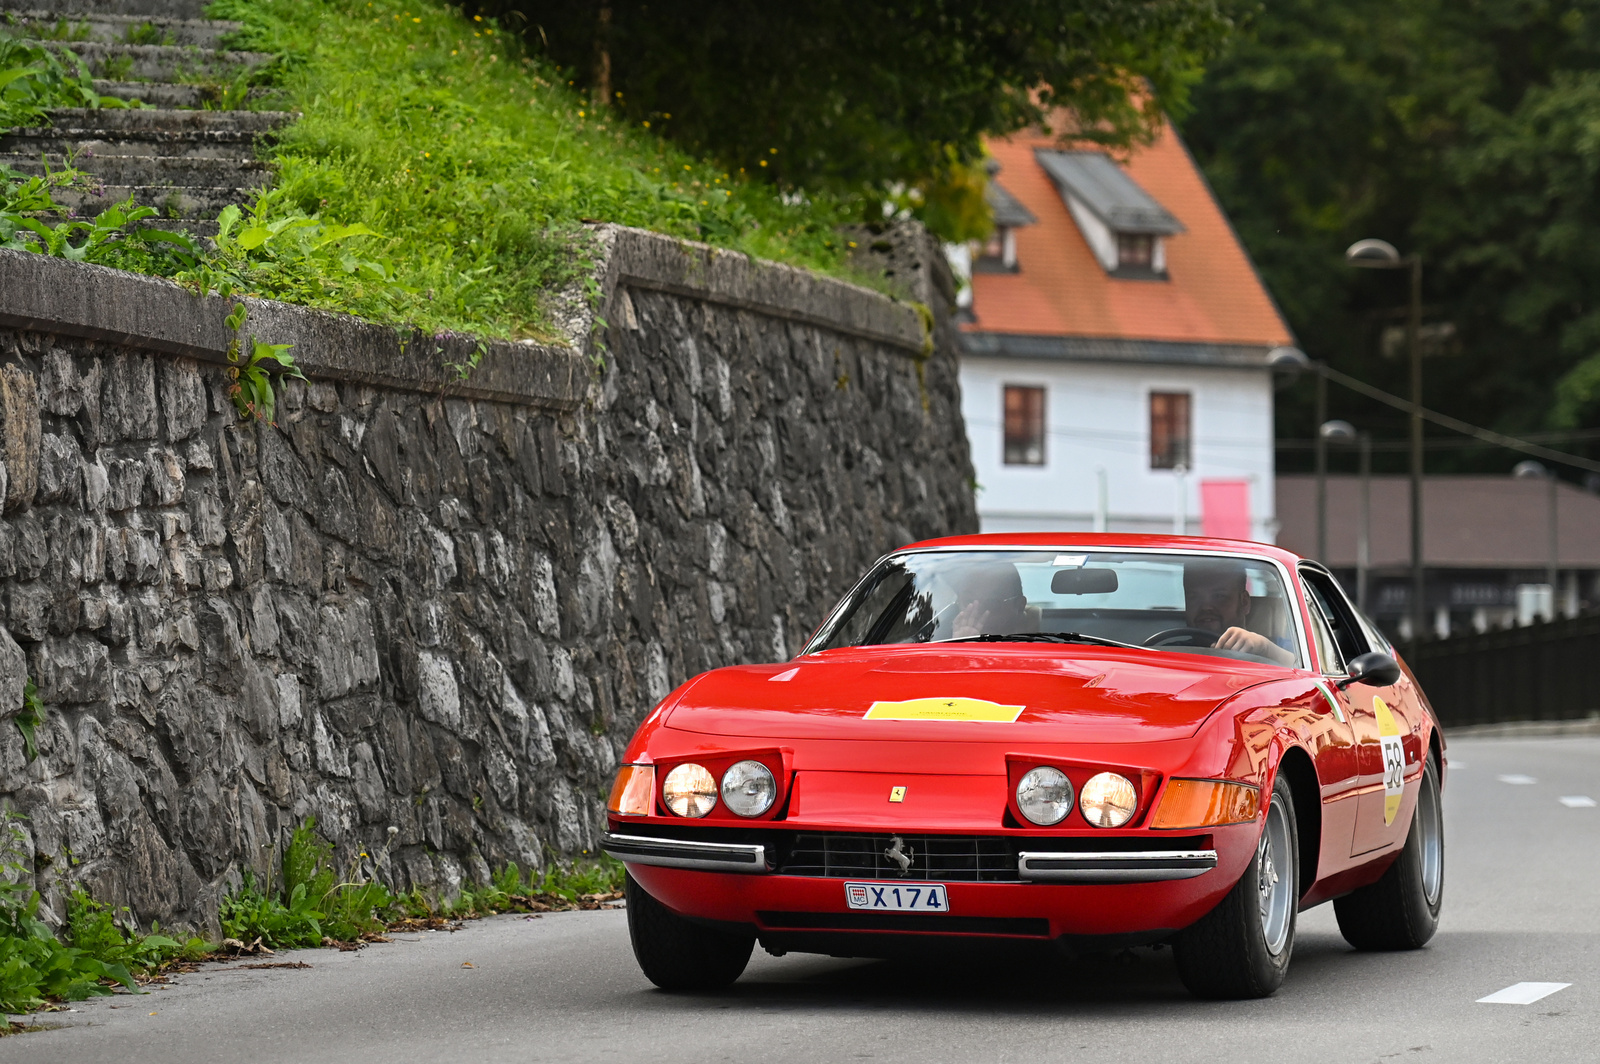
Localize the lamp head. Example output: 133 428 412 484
1320 419 1358 443
1512 460 1550 480
1345 238 1402 268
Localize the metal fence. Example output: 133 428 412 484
1406 612 1600 728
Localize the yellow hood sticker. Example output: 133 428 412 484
1374 696 1405 825
865 697 1025 723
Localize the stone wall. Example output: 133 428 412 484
0 224 977 930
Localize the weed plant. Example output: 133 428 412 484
203 0 870 340
0 31 134 126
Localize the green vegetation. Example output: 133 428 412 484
0 815 137 1013
0 32 131 127
198 0 881 340
0 810 620 1015
1183 0 1600 464
1 165 203 271
503 0 1232 230
220 819 625 950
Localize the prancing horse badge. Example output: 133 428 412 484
889 786 907 802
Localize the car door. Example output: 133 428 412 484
1300 567 1413 856
1295 572 1363 868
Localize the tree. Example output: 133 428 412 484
1182 0 1600 469
482 1 1230 234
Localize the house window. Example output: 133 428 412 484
977 227 1017 271
1118 232 1155 270
1149 391 1191 470
1003 386 1046 465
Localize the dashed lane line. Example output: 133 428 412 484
1559 796 1597 808
1477 982 1572 1005
1496 774 1538 785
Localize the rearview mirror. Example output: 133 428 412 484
1338 651 1401 689
1051 568 1118 595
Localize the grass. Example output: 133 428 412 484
199 0 871 341
0 811 621 1017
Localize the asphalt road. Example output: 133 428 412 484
4 734 1597 1064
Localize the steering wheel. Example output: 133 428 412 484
1142 627 1221 648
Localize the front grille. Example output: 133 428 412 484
758 910 1051 937
780 833 1019 882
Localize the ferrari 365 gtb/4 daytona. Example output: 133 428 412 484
602 534 1445 999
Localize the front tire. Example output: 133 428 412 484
625 872 755 991
1333 751 1444 950
1173 772 1300 999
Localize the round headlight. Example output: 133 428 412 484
1080 772 1138 828
1016 766 1074 826
720 760 777 817
662 763 717 817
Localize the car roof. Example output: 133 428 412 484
898 532 1305 569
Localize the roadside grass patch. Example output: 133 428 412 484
201 0 868 340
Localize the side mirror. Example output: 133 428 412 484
1339 651 1401 690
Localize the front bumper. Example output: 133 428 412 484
602 831 1218 884
605 823 1254 943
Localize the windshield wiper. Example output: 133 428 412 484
936 632 1144 651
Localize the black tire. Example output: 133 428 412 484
625 872 755 991
1333 751 1444 950
1172 773 1300 999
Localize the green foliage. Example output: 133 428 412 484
1182 0 1600 463
1 164 203 271
498 0 1232 220
219 875 326 950
0 813 135 1013
66 890 203 973
13 679 42 763
0 31 131 127
202 0 883 339
216 295 306 427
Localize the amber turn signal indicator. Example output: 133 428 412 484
607 764 655 816
1150 779 1260 829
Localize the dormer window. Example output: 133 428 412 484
1034 149 1184 280
975 176 1036 273
1117 233 1154 270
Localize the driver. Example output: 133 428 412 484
1182 560 1295 665
948 563 1034 639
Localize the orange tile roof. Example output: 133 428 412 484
966 119 1293 348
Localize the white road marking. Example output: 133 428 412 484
1496 774 1537 785
1559 796 1597 808
1476 982 1572 1005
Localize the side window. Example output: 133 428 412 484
1304 593 1344 675
1301 569 1372 671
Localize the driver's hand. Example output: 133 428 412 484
951 601 988 639
1215 626 1295 666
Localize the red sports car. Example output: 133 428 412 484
602 534 1446 999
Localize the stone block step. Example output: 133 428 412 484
0 150 268 188
39 40 273 82
2 128 269 160
0 0 210 19
35 107 294 133
46 180 247 220
1 10 240 47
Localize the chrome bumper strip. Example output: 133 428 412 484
1017 849 1218 883
600 832 768 873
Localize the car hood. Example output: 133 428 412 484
663 644 1288 744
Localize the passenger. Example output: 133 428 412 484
948 564 1034 639
1182 559 1296 665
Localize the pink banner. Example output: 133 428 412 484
1201 479 1252 540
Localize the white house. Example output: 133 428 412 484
955 117 1295 542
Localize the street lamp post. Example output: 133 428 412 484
1314 369 1329 561
1347 239 1425 645
1513 460 1560 619
1320 419 1367 606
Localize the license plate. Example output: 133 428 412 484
844 881 950 912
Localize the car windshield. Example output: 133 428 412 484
808 550 1303 668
